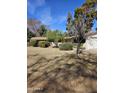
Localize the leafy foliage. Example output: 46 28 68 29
29 40 37 47
74 0 97 32
54 30 64 42
46 31 56 42
27 28 35 42
74 0 97 55
38 41 50 48
59 43 73 50
27 19 49 37
38 25 48 37
47 30 64 42
73 0 97 56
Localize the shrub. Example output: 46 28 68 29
38 41 45 48
45 41 50 47
29 40 37 47
59 43 73 50
38 41 50 48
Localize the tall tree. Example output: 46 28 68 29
74 0 97 57
27 28 35 42
38 24 48 36
66 12 74 36
27 19 41 37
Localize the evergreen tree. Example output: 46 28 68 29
74 0 97 57
38 25 48 36
27 28 35 42
66 12 74 36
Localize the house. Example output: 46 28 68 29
30 37 47 42
84 31 97 50
63 36 75 42
30 36 75 42
30 31 97 50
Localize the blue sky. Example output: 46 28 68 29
27 0 96 32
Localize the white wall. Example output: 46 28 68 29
84 35 97 50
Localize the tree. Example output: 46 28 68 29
27 19 41 37
54 30 64 42
27 28 35 42
74 0 97 57
38 25 48 36
46 30 64 42
46 30 56 42
66 12 74 36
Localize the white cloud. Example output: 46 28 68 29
28 0 67 30
28 0 67 27
57 15 67 24
28 0 46 15
39 14 66 30
39 7 53 25
49 15 66 26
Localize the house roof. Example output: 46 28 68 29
64 36 76 40
85 31 97 37
31 37 47 41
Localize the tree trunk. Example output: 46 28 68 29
76 42 81 58
76 35 85 58
76 36 81 58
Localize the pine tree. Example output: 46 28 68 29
74 0 97 57
66 12 74 36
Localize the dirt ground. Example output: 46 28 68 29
27 47 75 59
27 47 97 93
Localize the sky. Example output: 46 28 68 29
27 0 96 32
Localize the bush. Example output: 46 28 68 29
29 40 37 47
38 41 50 48
45 41 50 47
59 43 73 50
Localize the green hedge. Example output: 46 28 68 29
38 41 50 48
59 43 73 50
29 40 37 47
